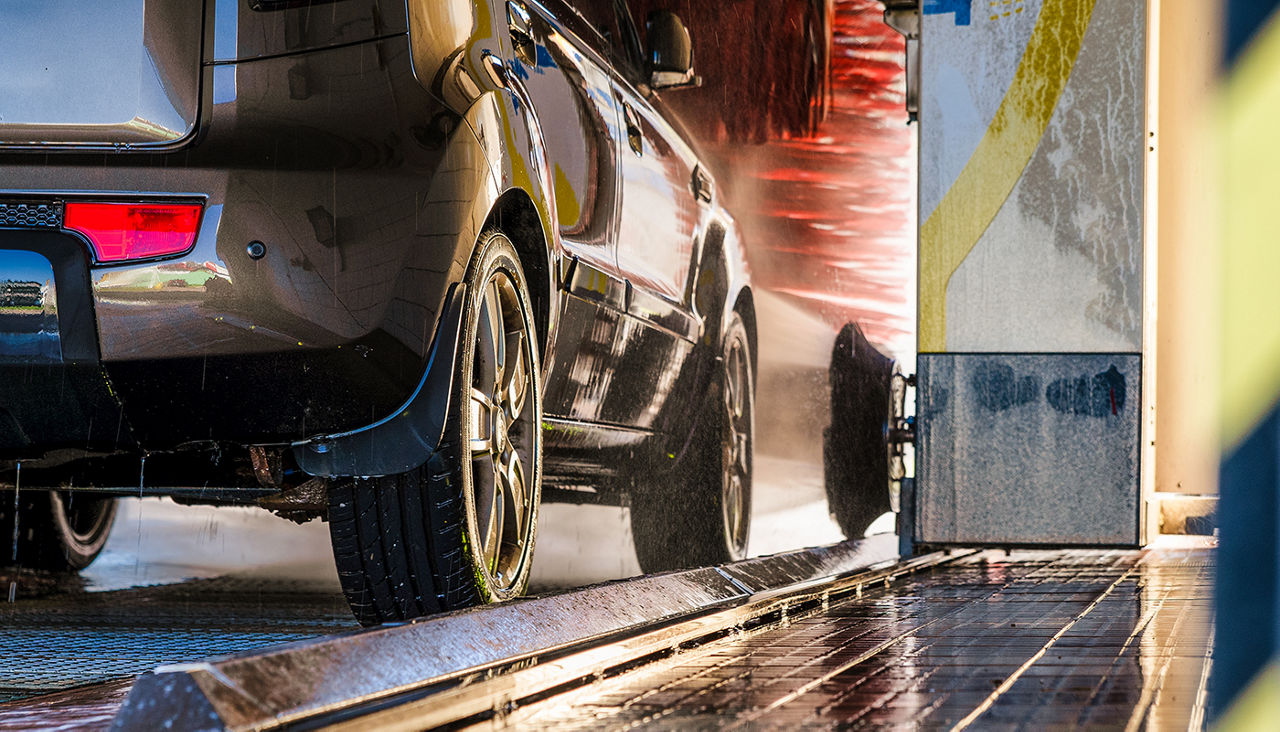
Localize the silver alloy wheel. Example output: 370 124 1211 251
465 269 537 591
325 231 541 624
722 331 752 556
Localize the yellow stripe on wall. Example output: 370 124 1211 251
919 0 1098 352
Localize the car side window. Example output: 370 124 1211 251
546 0 636 73
612 0 648 77
540 0 612 56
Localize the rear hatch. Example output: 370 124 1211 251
0 0 202 149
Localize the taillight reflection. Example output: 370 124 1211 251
63 202 203 263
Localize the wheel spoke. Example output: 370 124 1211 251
727 477 740 527
477 281 505 391
730 348 746 418
735 431 751 475
473 456 499 565
724 361 738 420
470 387 496 454
485 483 504 571
500 448 526 542
502 330 527 419
723 474 744 546
489 280 507 380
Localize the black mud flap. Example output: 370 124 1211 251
292 283 466 478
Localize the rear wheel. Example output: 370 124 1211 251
0 490 117 571
632 312 753 572
328 231 542 625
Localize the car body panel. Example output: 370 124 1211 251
0 0 752 497
613 89 699 304
0 34 497 448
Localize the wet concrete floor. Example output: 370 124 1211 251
509 540 1214 730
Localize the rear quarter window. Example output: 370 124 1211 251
212 0 408 62
543 0 634 71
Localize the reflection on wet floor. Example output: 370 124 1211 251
512 540 1214 730
82 498 340 593
0 499 353 708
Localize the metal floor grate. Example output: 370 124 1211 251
0 573 354 704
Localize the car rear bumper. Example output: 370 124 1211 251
0 35 499 461
0 228 427 458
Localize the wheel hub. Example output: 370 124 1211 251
493 409 508 453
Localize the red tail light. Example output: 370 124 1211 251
63 202 203 263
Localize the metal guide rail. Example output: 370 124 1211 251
104 535 908 730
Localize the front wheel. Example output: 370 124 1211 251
328 230 542 625
632 311 754 572
0 490 117 572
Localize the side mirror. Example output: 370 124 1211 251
646 10 698 89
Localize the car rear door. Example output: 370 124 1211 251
512 0 647 429
597 0 703 429
610 84 701 306
508 0 622 277
517 0 705 444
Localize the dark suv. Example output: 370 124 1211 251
0 0 754 623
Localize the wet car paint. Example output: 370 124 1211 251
0 0 751 495
0 32 489 453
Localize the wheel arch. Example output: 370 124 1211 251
461 82 560 362
661 213 756 460
482 188 554 358
691 215 754 362
732 285 759 383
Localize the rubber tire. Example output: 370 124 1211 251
632 312 754 573
823 322 894 540
328 231 541 626
0 490 117 571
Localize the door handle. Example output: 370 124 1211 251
622 102 643 156
481 51 508 88
691 165 713 202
